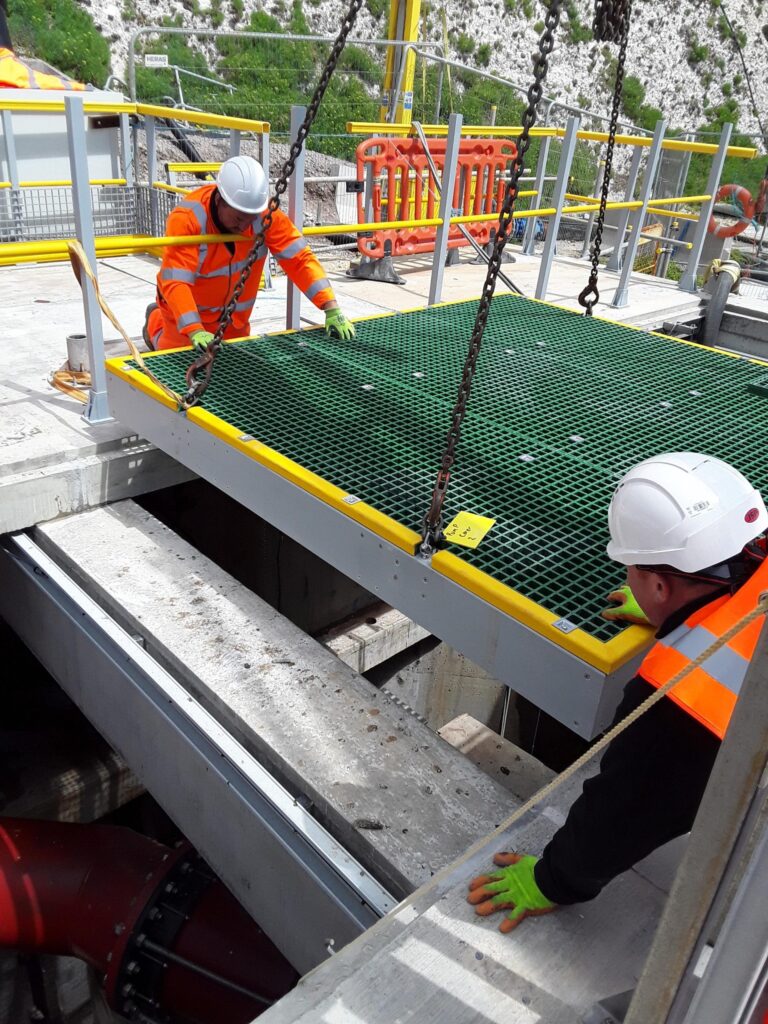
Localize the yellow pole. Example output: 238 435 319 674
379 0 422 125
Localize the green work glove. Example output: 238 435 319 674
190 329 215 351
467 853 556 933
601 584 651 625
324 307 356 341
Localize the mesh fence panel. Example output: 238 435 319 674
0 185 140 242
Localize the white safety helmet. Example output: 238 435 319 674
607 452 767 573
216 155 269 215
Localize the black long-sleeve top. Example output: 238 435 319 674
534 594 723 906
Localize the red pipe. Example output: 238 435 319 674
0 818 297 1022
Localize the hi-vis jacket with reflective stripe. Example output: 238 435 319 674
639 555 768 738
0 48 87 90
156 184 335 347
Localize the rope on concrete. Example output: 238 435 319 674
66 240 186 410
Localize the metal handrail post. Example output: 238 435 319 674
260 129 273 290
534 115 580 301
286 105 306 330
678 122 732 293
580 156 604 259
605 144 643 271
427 112 463 306
611 118 667 308
624 615 768 1024
228 129 241 158
522 130 551 255
119 112 135 187
145 114 159 236
1 108 24 240
64 96 112 424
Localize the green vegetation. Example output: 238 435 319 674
564 1 591 44
366 0 387 18
686 34 709 65
8 0 110 85
476 43 491 67
619 75 662 132
456 33 474 56
504 0 533 16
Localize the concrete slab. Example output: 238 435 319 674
259 755 666 1024
0 257 192 532
36 501 516 898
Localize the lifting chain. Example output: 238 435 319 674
577 0 633 315
182 0 365 409
421 0 564 555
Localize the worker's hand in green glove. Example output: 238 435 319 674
467 853 556 933
324 307 356 341
601 584 651 625
190 329 215 351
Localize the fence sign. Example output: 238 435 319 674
144 54 169 68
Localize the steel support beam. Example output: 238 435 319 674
611 118 667 308
535 115 580 301
1 107 24 241
678 123 732 293
64 96 112 424
522 134 551 256
605 145 643 271
625 617 768 1024
428 112 462 306
286 105 306 330
0 534 390 977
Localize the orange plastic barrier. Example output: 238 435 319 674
355 136 518 259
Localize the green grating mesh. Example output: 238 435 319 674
133 294 768 643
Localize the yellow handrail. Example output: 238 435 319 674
347 122 757 159
0 98 269 134
165 162 223 173
0 178 127 189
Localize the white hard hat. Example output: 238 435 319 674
216 155 269 214
607 452 767 573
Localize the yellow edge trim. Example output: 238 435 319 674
432 550 651 674
105 355 420 555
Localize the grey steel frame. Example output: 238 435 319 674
534 115 580 300
287 105 306 331
426 112 463 306
64 96 112 425
108 371 644 739
522 129 552 256
611 118 667 308
678 123 732 293
0 533 393 976
605 144 643 272
624 618 768 1024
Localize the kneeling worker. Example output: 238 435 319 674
468 452 768 931
144 155 355 351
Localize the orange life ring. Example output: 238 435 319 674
708 184 755 238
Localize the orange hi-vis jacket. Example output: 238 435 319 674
154 184 335 349
638 555 768 739
0 48 87 90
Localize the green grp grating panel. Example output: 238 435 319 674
137 294 768 643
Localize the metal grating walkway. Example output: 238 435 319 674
117 294 768 647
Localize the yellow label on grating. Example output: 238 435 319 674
444 511 496 549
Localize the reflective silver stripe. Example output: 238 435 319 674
198 299 254 314
177 311 201 330
160 267 197 283
275 238 307 262
197 243 208 275
199 257 251 279
664 624 747 696
179 198 207 231
305 277 331 301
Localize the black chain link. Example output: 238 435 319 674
182 0 365 408
421 0 564 554
578 0 633 316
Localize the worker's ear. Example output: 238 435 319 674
638 568 672 611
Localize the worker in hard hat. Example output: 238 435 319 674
468 452 768 932
143 155 355 352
